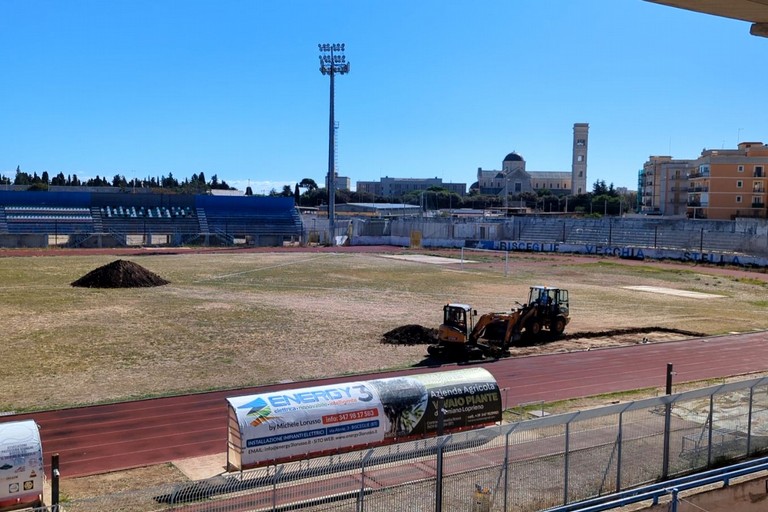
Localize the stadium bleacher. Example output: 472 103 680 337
0 191 302 247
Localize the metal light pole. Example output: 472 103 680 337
318 43 350 246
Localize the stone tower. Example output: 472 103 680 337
571 123 589 195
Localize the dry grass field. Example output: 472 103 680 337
2 248 768 413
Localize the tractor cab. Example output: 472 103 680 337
525 286 570 336
438 303 476 343
528 286 568 312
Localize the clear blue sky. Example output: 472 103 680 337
1 1 766 194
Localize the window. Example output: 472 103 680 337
576 139 585 146
736 195 743 203
578 171 583 177
737 180 743 188
577 155 584 162
738 165 744 172
756 166 764 177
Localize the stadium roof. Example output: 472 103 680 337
645 0 768 37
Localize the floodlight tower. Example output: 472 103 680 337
318 43 349 246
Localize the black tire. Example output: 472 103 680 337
552 317 566 336
527 320 542 337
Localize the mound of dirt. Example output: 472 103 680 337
71 259 170 288
381 324 438 345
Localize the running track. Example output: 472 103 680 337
5 331 768 479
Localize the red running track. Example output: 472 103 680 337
5 331 768 479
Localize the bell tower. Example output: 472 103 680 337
572 123 589 195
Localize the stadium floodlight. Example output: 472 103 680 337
318 43 349 246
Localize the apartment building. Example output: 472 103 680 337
325 172 351 191
356 177 466 198
638 156 694 216
687 142 768 220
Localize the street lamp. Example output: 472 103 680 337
318 43 350 246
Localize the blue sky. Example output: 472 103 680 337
1 1 766 194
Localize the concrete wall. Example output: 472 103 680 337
644 475 768 512
0 234 47 248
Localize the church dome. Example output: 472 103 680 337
503 152 523 162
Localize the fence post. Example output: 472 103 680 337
503 429 513 512
435 435 451 512
670 488 680 512
357 450 374 512
563 421 570 505
747 386 755 456
51 453 60 512
662 363 674 480
271 465 285 512
707 394 715 466
616 412 624 492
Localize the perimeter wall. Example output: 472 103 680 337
342 216 768 266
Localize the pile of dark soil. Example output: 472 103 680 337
381 324 438 345
71 259 170 288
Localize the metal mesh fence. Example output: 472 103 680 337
354 217 768 256
32 377 768 512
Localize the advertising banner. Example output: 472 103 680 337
227 367 501 468
0 420 44 508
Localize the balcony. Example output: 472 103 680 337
688 185 709 192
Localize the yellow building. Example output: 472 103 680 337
687 142 768 220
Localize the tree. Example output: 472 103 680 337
245 186 253 196
299 178 318 191
294 183 300 204
592 179 609 196
14 167 30 185
280 185 293 197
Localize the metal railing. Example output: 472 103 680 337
30 376 768 512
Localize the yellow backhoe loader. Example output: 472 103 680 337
427 286 570 359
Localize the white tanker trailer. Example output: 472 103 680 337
225 367 502 471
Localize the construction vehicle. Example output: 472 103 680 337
427 286 570 359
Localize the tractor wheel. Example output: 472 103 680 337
552 317 567 336
527 320 542 337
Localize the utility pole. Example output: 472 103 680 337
318 43 349 246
